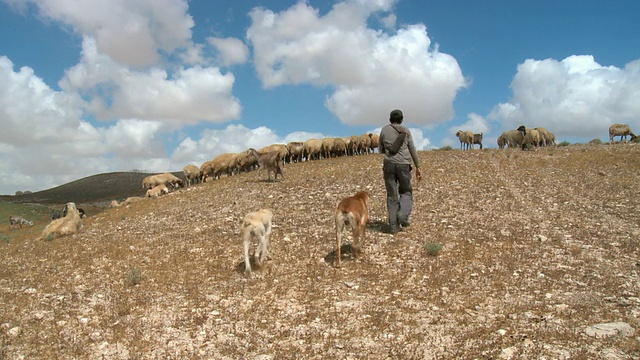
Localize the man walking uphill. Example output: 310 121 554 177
379 109 422 234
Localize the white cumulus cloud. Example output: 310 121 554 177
247 1 466 127
489 55 640 138
11 0 194 67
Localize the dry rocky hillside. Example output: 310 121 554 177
1 144 640 359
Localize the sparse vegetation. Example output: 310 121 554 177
1 144 639 359
126 267 143 286
558 140 571 146
424 242 443 256
437 145 453 151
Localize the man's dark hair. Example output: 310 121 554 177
389 109 404 124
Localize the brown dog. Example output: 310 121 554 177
335 191 370 267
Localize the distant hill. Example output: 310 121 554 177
0 171 183 205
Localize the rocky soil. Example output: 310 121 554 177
1 144 639 359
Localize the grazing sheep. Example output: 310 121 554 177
497 133 507 149
9 216 33 229
609 124 636 143
234 151 259 173
145 184 169 197
303 138 323 161
335 191 370 268
183 164 202 187
517 126 540 150
455 130 474 150
286 142 304 163
202 153 237 181
321 137 335 159
248 148 284 181
240 209 273 273
501 129 524 148
472 133 484 149
111 197 145 207
142 173 184 189
39 202 82 240
260 144 289 162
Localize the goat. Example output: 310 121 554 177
248 148 284 182
240 209 274 273
335 191 370 268
9 216 33 229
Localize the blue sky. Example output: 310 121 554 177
1 0 639 195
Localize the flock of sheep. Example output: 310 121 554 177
133 134 383 202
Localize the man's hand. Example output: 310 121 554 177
415 168 422 182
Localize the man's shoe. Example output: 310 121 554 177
388 225 404 234
400 221 411 228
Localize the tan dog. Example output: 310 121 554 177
240 209 274 273
335 191 370 267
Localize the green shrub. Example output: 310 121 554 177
588 138 602 145
558 141 570 147
437 146 453 151
424 242 444 257
126 267 143 286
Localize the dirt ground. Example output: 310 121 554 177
1 144 639 359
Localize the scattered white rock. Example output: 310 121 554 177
585 322 635 338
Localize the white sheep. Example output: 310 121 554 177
455 130 474 150
142 173 183 189
39 202 82 240
332 137 348 157
321 137 335 159
201 153 237 181
609 124 636 143
359 133 372 154
303 138 323 161
145 184 169 198
183 164 202 187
